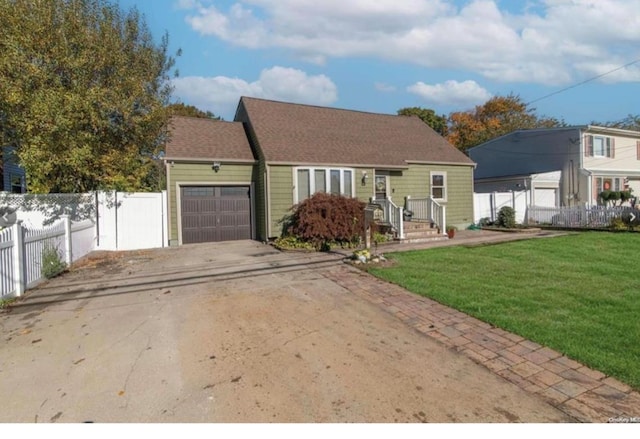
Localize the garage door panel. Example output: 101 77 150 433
181 185 251 244
534 188 557 207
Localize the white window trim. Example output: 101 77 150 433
293 167 356 204
430 171 447 201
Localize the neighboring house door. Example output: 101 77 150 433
180 185 251 244
374 174 388 200
534 188 557 207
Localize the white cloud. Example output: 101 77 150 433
182 0 640 85
407 80 492 107
374 82 396 92
172 66 338 117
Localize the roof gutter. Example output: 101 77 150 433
164 157 257 164
406 160 477 168
265 161 409 169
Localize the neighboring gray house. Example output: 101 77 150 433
469 126 640 207
2 146 26 193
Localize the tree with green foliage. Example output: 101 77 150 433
0 0 178 193
397 107 448 136
447 94 564 153
168 103 222 120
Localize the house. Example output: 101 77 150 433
2 146 27 193
164 97 476 245
469 126 640 207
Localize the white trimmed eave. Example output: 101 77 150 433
164 157 257 165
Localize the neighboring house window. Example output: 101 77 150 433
295 167 354 202
430 172 447 200
585 135 615 158
637 141 640 160
10 174 23 193
596 177 624 194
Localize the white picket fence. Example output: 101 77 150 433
526 205 640 228
1 216 95 299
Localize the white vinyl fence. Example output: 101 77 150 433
1 216 95 299
0 190 169 299
474 191 530 224
0 190 168 251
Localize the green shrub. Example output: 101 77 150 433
372 231 390 245
497 206 516 228
41 244 67 279
287 192 365 250
272 235 316 250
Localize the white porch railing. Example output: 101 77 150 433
371 198 405 239
0 216 96 300
405 196 446 234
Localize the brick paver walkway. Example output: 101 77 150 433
322 261 640 423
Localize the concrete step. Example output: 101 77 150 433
395 235 449 244
403 230 441 239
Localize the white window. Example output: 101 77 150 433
430 172 447 200
295 167 355 203
596 177 623 193
586 135 615 158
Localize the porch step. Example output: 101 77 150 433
396 220 448 244
398 235 450 244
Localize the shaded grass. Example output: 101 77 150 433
368 233 640 389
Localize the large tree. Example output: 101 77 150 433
0 0 177 193
446 94 564 153
397 107 448 136
168 103 222 120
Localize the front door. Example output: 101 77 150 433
375 174 388 200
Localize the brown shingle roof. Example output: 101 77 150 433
165 116 255 162
236 97 474 167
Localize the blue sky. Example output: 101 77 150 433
118 0 640 124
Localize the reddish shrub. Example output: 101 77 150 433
288 192 365 249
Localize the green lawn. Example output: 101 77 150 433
368 232 640 390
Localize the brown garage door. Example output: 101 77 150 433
181 186 251 244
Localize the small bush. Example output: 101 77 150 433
287 192 365 250
272 235 316 250
497 206 516 228
372 231 390 245
41 244 67 279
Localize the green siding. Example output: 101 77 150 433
266 164 474 239
267 166 294 237
167 162 255 244
393 164 474 227
253 160 267 241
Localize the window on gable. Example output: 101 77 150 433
295 167 355 203
430 172 447 200
10 174 23 193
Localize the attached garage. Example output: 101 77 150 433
164 117 258 246
533 188 557 207
180 185 252 244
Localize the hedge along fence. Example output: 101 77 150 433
0 216 95 299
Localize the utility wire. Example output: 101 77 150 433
526 58 640 106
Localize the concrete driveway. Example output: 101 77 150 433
0 240 573 422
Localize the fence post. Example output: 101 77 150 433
11 222 24 297
62 215 72 265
